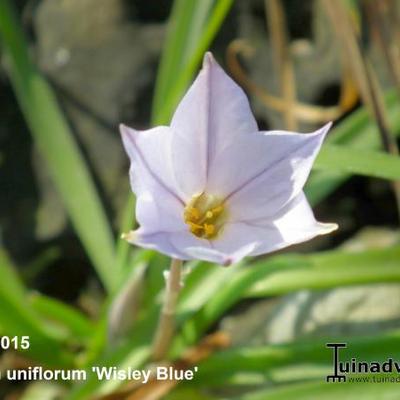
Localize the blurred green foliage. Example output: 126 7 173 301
0 0 400 399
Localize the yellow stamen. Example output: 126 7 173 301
204 224 215 236
205 211 213 219
183 193 227 239
188 222 203 231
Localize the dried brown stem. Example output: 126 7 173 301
364 0 400 99
322 0 400 219
265 0 298 130
226 39 356 123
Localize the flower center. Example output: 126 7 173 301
183 193 227 239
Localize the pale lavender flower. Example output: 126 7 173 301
120 52 337 265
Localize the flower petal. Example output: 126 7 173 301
123 229 189 260
206 123 331 221
135 192 186 234
124 228 252 266
123 228 214 261
212 191 337 257
170 52 258 197
129 191 337 265
184 244 255 266
120 124 185 233
251 191 337 256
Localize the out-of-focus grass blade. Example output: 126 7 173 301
0 248 26 301
94 260 242 381
173 246 400 354
0 1 116 292
246 246 400 297
177 260 243 324
66 252 158 399
20 382 66 400
75 327 400 397
314 144 400 181
195 330 400 385
164 388 218 400
306 171 347 206
327 91 400 147
66 347 149 400
172 263 250 354
0 249 73 366
30 294 94 341
71 259 226 398
168 261 245 358
152 0 206 115
107 262 147 346
65 306 159 399
140 253 170 310
73 250 154 371
236 381 399 400
152 0 234 124
306 90 400 204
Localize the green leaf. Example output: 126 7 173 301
245 246 400 297
234 379 400 400
66 251 159 399
152 0 234 125
0 250 73 366
306 89 400 205
140 253 170 311
173 246 400 354
20 382 66 400
65 306 159 399
0 0 116 292
0 248 26 302
171 260 244 354
172 262 250 354
195 330 400 387
314 144 400 181
30 294 94 341
165 387 218 400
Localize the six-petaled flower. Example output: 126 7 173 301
120 52 337 265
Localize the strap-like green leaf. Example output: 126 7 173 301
0 1 116 292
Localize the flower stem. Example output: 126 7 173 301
151 258 183 361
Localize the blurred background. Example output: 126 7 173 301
1 0 400 399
